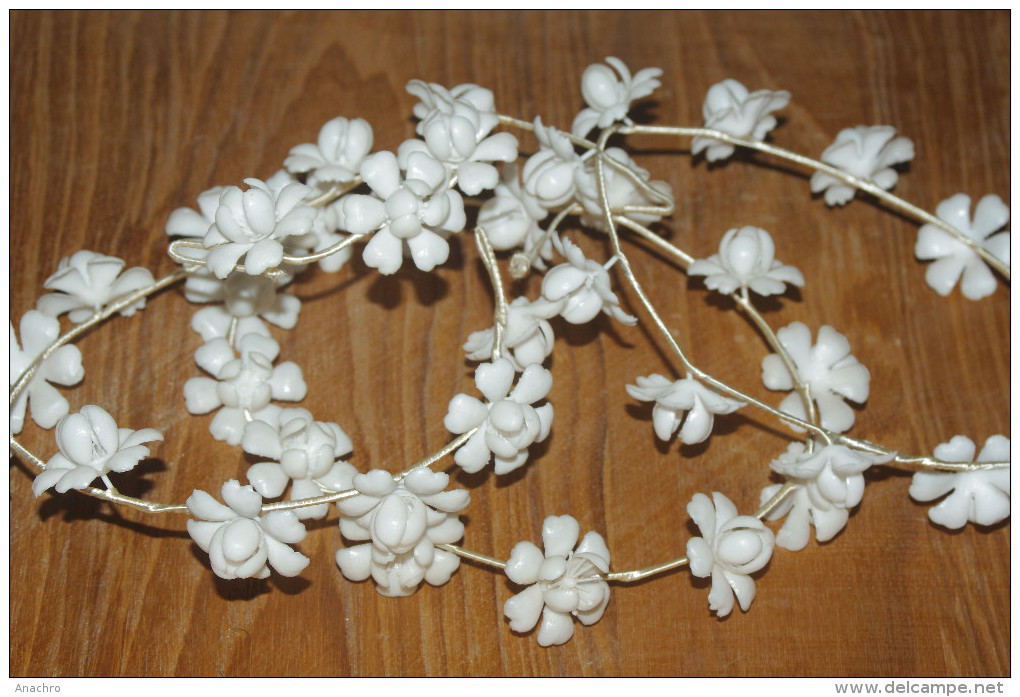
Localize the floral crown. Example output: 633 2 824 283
10 57 1010 648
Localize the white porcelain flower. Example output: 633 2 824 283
189 272 301 347
10 311 85 434
333 466 469 597
284 116 374 187
521 119 583 216
686 492 774 617
444 358 553 475
688 226 805 297
476 163 547 252
292 198 355 273
761 322 870 433
503 515 611 646
914 193 1010 301
342 150 466 274
35 251 155 323
625 374 744 445
571 56 663 137
241 408 355 520
462 296 558 371
691 79 791 162
187 479 310 580
182 333 306 445
541 239 637 326
203 177 316 278
574 147 672 233
32 405 163 497
760 442 878 551
810 125 915 206
909 435 1010 529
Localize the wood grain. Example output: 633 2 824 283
9 10 1010 677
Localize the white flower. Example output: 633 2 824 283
810 125 915 206
182 333 306 445
915 193 1010 301
909 435 1010 529
503 515 611 646
476 163 547 252
444 358 553 475
189 272 301 347
691 79 791 162
36 251 155 323
761 322 870 433
342 150 466 274
688 226 804 297
541 239 637 326
625 374 745 445
333 466 469 597
462 296 558 371
187 479 310 580
574 147 672 233
241 408 355 520
203 178 316 278
399 80 518 196
32 405 163 497
521 119 582 216
571 56 663 137
760 442 878 551
686 492 774 617
10 311 85 434
284 116 374 187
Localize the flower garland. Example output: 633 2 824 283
9 58 1010 648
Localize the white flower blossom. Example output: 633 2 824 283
10 310 85 434
36 251 155 323
503 515 611 646
444 358 553 475
691 79 791 162
476 163 547 251
910 435 1010 529
686 492 774 617
574 147 672 233
462 296 558 371
241 408 355 520
187 479 310 580
521 119 582 216
182 333 306 445
571 56 663 137
189 272 301 347
688 226 804 297
810 125 915 206
915 193 1010 301
32 405 163 497
761 322 870 433
333 466 469 597
541 239 637 326
342 150 466 274
760 442 879 550
284 116 374 188
626 374 744 445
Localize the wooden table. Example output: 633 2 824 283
9 10 1010 677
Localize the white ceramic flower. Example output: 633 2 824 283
521 119 582 216
760 442 878 551
187 479 310 580
810 125 915 206
686 492 774 617
909 435 1010 529
241 408 355 520
541 239 637 326
503 515 611 646
35 251 155 323
688 226 805 297
914 193 1010 301
399 80 518 196
32 405 163 497
571 56 663 137
477 163 547 251
284 116 374 187
462 296 558 371
625 374 744 445
203 177 316 278
333 466 469 597
574 147 672 233
761 322 870 433
189 272 301 347
182 333 306 445
444 358 553 475
342 150 466 274
691 79 791 162
10 311 85 434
